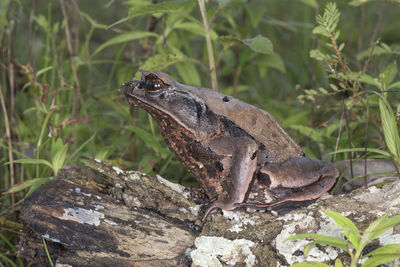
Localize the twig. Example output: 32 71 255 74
0 82 14 210
342 99 354 179
60 0 84 116
197 0 218 91
6 0 15 210
333 107 344 162
363 92 369 188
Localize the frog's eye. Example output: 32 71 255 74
140 74 169 97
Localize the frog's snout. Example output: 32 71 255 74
121 81 139 94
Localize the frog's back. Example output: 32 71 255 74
190 85 304 163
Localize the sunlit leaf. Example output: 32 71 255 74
361 254 400 267
285 233 349 250
3 178 51 194
128 0 196 18
290 262 330 267
137 54 189 76
323 210 361 248
93 31 158 55
242 35 274 55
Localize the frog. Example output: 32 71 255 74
122 70 339 220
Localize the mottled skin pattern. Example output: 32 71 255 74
123 70 339 220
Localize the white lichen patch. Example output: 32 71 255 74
74 187 91 197
112 166 123 175
378 228 400 245
191 236 255 267
275 213 339 265
222 210 256 233
189 205 201 216
58 207 104 226
42 233 61 243
156 174 188 197
128 172 141 180
93 204 104 211
94 158 102 163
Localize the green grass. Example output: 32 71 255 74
1 0 400 264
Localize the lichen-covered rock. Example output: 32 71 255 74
18 160 400 267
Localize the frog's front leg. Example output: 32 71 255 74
238 157 338 211
201 136 258 220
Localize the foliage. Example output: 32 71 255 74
286 210 400 267
0 0 399 264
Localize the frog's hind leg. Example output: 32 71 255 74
237 166 338 213
201 136 258 220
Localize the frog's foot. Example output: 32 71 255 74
235 199 316 214
200 200 236 221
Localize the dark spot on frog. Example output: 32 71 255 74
222 96 230 102
257 172 271 187
251 151 257 160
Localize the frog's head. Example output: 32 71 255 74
122 70 216 137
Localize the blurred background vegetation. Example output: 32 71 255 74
1 0 400 264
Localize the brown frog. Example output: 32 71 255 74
122 70 339 220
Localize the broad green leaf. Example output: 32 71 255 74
128 0 196 18
388 81 400 90
299 0 318 8
66 133 96 164
378 95 400 160
3 178 51 194
335 259 344 267
365 244 400 257
289 125 325 143
51 144 69 175
5 159 53 170
174 22 218 40
290 262 330 267
323 210 361 248
381 63 398 88
242 35 274 55
175 62 201 87
93 31 158 55
366 215 400 241
285 233 349 250
361 254 400 267
137 54 188 75
349 0 372 6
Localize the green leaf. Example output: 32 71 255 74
285 233 349 250
242 35 274 55
312 25 330 37
361 254 400 267
349 0 372 6
381 63 398 88
367 215 400 241
93 31 158 55
334 259 344 267
388 81 400 90
174 21 218 40
4 158 53 170
365 244 400 257
298 0 318 8
378 95 400 160
323 210 361 248
128 0 196 18
3 178 51 194
290 262 330 267
138 54 188 74
51 143 69 176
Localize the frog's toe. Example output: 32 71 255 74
201 201 236 221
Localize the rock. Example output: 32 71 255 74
18 159 400 266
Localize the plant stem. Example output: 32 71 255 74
197 0 218 91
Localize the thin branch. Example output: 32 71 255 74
197 0 218 91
